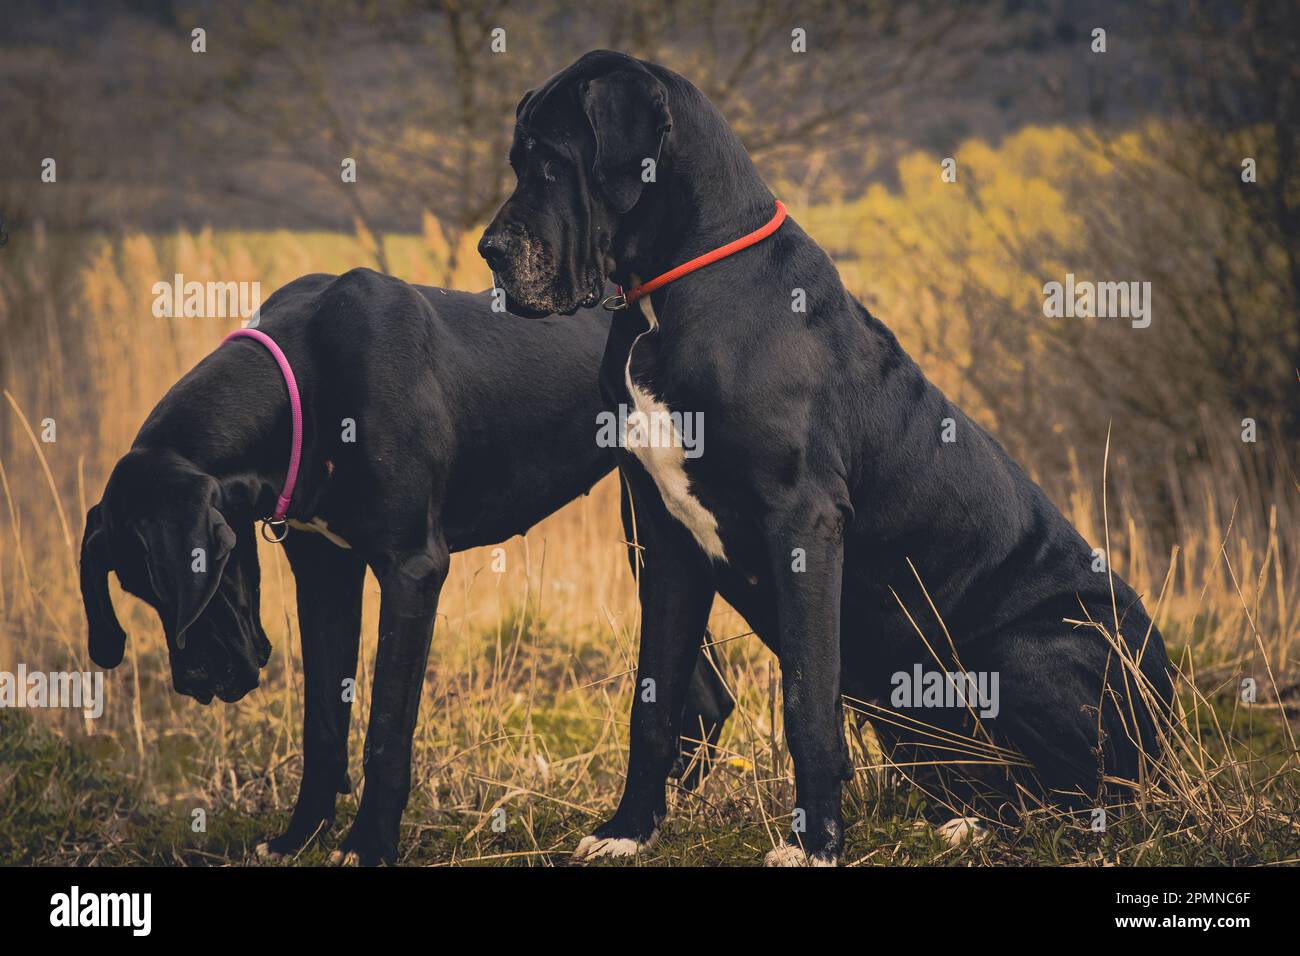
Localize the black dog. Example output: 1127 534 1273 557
480 51 1174 865
80 268 732 865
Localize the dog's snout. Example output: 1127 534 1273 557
175 664 213 699
477 232 511 273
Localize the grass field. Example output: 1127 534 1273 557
1 196 1297 866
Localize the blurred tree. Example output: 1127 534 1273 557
171 0 1013 281
1142 0 1300 445
827 0 1299 532
1022 0 1300 468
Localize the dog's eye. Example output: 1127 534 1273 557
542 161 557 184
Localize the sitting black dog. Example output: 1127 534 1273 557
480 51 1175 865
80 268 733 865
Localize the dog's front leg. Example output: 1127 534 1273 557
332 542 448 866
257 530 366 860
573 476 715 862
763 504 849 867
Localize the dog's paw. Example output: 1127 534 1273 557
254 829 317 863
572 830 657 863
255 810 335 862
763 843 838 867
327 820 395 866
935 816 989 847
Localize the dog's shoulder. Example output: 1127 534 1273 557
256 272 336 315
261 269 432 326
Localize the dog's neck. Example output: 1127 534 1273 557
133 345 298 522
610 77 777 291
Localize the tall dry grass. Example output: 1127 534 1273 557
0 219 1296 865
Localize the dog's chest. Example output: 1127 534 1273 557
285 463 354 549
617 304 727 563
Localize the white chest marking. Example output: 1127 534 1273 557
623 300 727 562
286 516 352 550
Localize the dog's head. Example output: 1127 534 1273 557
478 50 672 317
80 449 270 704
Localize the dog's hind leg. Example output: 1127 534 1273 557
671 635 735 791
960 623 1171 813
257 529 366 860
331 538 449 866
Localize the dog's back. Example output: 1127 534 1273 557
225 268 613 550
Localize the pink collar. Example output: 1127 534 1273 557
222 328 302 541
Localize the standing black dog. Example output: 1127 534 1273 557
80 268 733 865
480 51 1174 865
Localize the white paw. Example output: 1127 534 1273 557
327 849 360 866
254 842 282 861
572 831 657 862
935 816 989 847
763 843 838 867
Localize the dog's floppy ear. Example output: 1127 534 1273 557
581 69 672 214
81 503 128 669
138 505 236 645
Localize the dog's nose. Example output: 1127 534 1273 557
478 232 510 273
182 665 209 685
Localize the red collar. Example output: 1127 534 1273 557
602 199 787 310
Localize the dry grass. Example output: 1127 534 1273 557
0 224 1296 866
